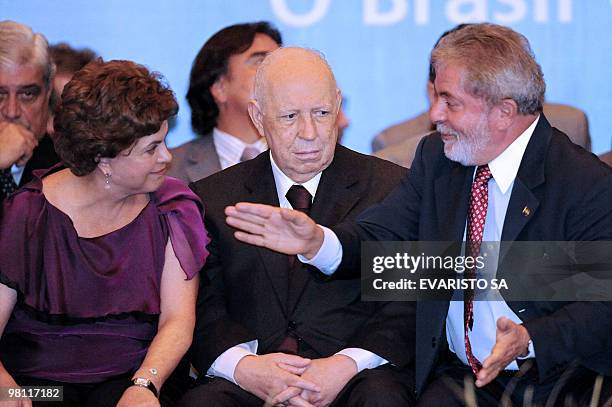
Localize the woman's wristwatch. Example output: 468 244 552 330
132 377 159 398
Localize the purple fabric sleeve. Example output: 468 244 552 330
154 177 210 280
0 171 211 383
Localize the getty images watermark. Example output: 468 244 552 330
361 241 612 302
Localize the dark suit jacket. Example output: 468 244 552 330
189 144 415 376
19 135 60 187
336 115 611 396
0 135 59 202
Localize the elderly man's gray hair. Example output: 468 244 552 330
0 20 55 87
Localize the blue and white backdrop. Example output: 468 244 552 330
3 0 611 154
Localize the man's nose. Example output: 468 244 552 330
429 97 446 125
1 94 21 120
298 114 317 140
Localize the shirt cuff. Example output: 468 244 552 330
297 226 342 275
336 348 388 373
517 338 536 360
206 340 258 384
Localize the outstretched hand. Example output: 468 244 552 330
476 317 531 387
225 203 324 259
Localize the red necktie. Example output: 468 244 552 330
277 185 312 354
464 164 492 375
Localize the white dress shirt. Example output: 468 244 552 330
10 164 25 185
445 116 539 369
306 116 541 371
207 152 386 384
212 127 267 170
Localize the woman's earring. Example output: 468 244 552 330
104 172 111 189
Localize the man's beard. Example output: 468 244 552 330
437 113 491 166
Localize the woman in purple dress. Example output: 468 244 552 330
0 60 209 406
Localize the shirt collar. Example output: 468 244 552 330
487 115 539 194
270 152 322 207
10 163 25 185
212 127 267 164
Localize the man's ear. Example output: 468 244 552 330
210 77 227 105
493 98 518 131
335 88 342 116
248 99 265 137
426 81 435 105
46 113 54 135
44 86 55 135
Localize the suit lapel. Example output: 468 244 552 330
19 135 59 187
243 154 290 317
434 161 473 241
422 162 472 348
287 146 361 315
500 180 540 243
185 136 222 183
499 115 550 264
309 148 361 226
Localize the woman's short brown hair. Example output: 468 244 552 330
53 59 178 176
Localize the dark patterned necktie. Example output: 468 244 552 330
0 168 18 198
464 164 492 375
286 185 312 214
277 185 313 354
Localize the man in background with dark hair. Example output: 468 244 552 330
168 22 281 183
49 42 97 98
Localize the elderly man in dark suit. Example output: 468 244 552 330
226 24 611 406
180 48 415 407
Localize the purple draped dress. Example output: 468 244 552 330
0 167 209 383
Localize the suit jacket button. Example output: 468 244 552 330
431 337 437 348
288 321 297 330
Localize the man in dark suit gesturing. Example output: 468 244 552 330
226 24 611 406
180 48 415 406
